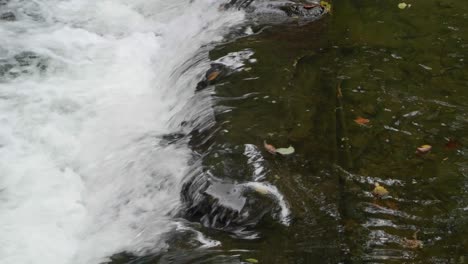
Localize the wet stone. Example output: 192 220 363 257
0 11 15 21
224 0 254 9
279 4 324 19
196 63 230 91
181 175 277 234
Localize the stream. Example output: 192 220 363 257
1 0 467 264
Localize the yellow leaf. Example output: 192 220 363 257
320 1 332 13
246 258 259 263
372 183 389 197
416 144 432 154
398 3 408 9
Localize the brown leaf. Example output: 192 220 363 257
402 231 423 249
402 238 423 249
303 4 320 9
263 140 276 154
207 71 220 81
354 116 370 125
336 86 343 98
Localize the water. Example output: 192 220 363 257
0 1 245 263
1 0 467 263
195 0 467 262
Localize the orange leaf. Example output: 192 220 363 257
207 71 220 81
263 140 276 154
354 116 370 125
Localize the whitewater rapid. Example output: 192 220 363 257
0 1 244 263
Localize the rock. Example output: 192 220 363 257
222 1 326 24
279 4 324 20
196 63 229 91
181 174 278 234
222 0 255 10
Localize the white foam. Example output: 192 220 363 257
0 1 244 263
243 182 291 226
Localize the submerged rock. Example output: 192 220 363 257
196 63 230 91
223 0 326 24
181 173 281 235
279 3 324 19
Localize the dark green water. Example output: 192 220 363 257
113 0 467 263
195 0 467 263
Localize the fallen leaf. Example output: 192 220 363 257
416 144 432 154
207 71 220 81
337 88 343 98
320 1 332 13
275 146 295 155
354 116 370 125
402 238 423 249
303 4 319 9
245 258 259 264
402 231 423 249
372 183 389 198
253 186 269 195
398 2 408 9
263 140 276 154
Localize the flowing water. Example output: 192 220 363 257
0 0 246 263
1 0 467 263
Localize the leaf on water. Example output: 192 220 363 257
354 116 370 126
207 71 220 81
245 258 259 263
337 88 343 98
303 4 320 9
263 140 277 154
398 2 408 9
402 231 423 249
402 238 423 249
320 1 332 13
276 146 295 155
372 183 389 198
254 186 269 195
416 144 432 154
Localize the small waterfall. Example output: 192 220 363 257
0 1 244 263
